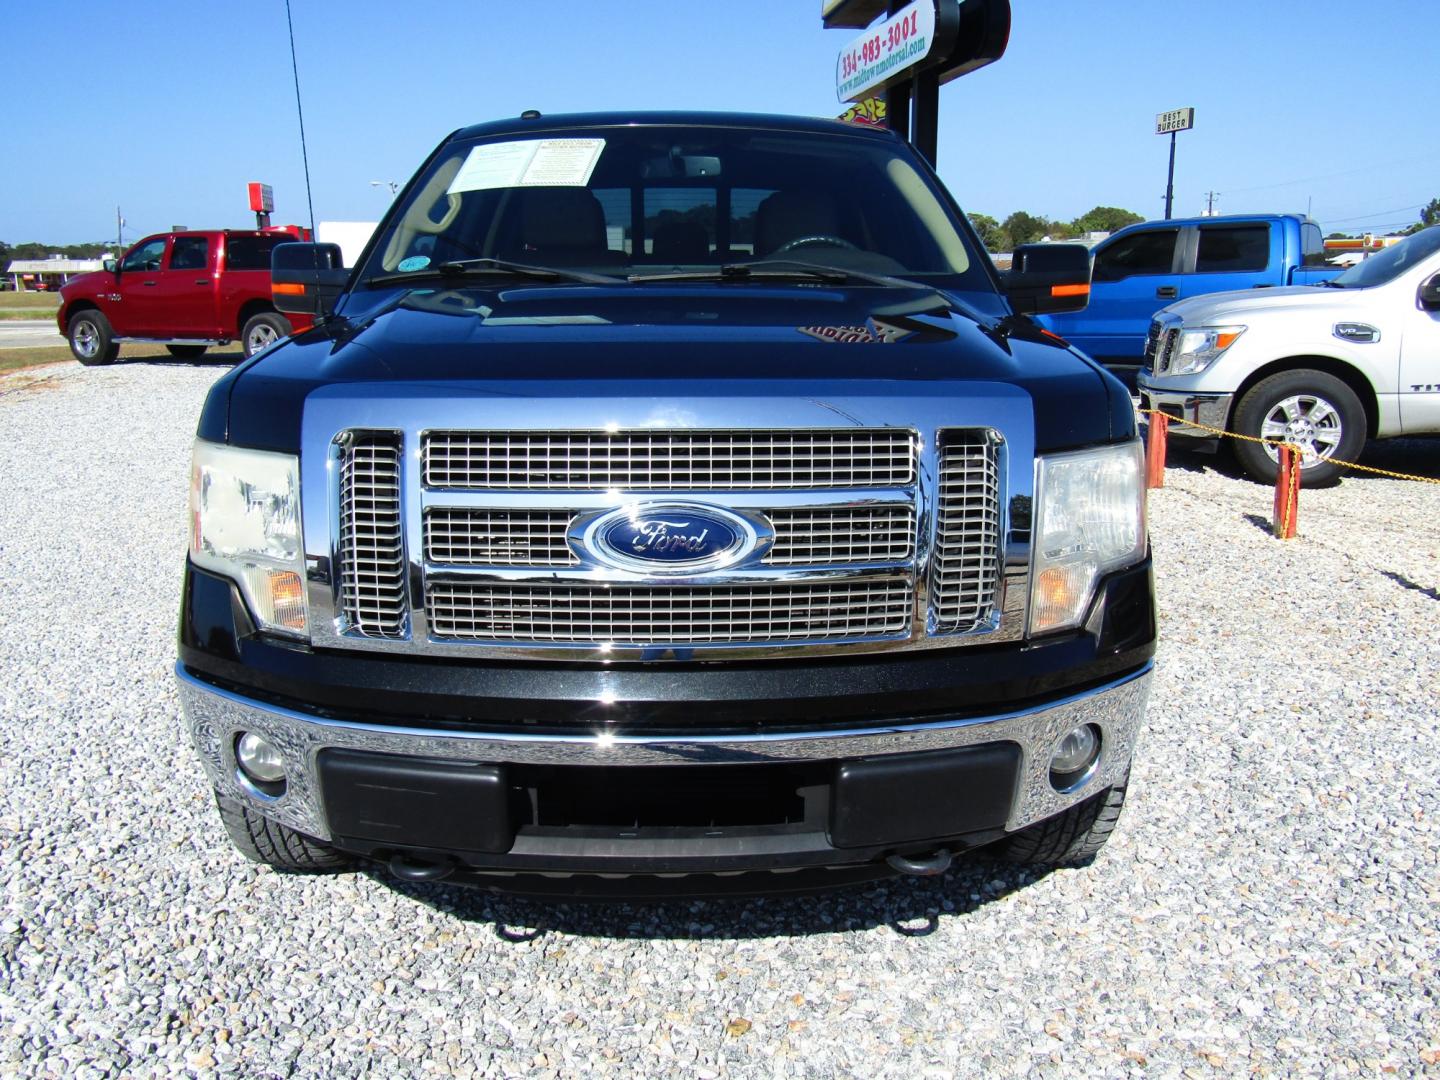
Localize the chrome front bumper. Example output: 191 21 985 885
177 663 1151 844
1136 383 1233 438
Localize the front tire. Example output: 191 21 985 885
241 312 290 358
1232 369 1366 487
67 310 119 366
995 776 1128 866
165 343 208 359
213 791 352 872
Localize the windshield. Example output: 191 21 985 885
1330 226 1440 289
356 125 989 289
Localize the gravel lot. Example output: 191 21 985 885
1 360 1437 1077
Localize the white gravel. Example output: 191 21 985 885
1 360 1437 1077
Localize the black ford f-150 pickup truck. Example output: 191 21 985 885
177 111 1154 894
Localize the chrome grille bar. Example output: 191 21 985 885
931 435 1001 633
424 508 577 567
337 433 407 638
422 429 916 490
426 579 912 645
765 506 914 565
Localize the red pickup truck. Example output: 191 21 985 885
58 229 313 365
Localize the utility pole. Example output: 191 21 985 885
1205 190 1219 216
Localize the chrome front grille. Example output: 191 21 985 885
337 433 406 638
424 509 577 567
422 429 915 490
313 402 1024 660
765 507 914 565
426 580 912 645
1150 327 1181 375
931 435 1001 633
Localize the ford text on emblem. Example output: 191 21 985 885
576 504 765 574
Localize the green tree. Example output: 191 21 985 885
1071 206 1144 235
1002 211 1047 246
967 213 1008 252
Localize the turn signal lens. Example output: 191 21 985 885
1031 565 1088 634
262 570 307 631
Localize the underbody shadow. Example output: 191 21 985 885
363 854 1062 941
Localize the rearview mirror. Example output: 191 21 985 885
1420 272 1440 311
102 256 116 273
272 242 347 318
1003 243 1091 315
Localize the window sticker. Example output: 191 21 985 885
446 139 606 194
397 255 431 272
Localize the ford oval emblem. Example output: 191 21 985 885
578 504 763 574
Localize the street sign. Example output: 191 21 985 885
836 0 937 102
247 182 275 214
1155 108 1195 135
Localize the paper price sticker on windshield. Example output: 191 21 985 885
447 138 606 193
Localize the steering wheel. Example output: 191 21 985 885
772 234 859 256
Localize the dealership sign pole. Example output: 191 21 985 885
1156 107 1194 220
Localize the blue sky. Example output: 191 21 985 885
4 1 1436 245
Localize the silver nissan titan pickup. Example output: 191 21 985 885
177 112 1154 895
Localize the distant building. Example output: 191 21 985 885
5 256 105 291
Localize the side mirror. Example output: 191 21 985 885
1003 243 1091 315
272 242 348 318
102 256 117 274
1420 272 1440 311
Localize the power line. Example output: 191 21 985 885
1219 151 1440 196
284 0 316 237
1324 204 1422 225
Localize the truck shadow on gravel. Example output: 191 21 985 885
112 352 243 368
368 858 1058 941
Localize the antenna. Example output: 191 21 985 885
284 0 317 236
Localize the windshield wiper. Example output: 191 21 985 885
1318 279 1346 288
628 260 923 289
366 258 622 287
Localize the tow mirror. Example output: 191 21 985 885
272 242 347 318
1003 243 1091 315
1420 272 1440 311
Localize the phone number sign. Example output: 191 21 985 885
1155 107 1195 135
836 0 936 102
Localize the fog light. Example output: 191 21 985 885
1049 723 1100 789
236 731 286 784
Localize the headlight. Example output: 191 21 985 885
189 439 308 637
1168 325 1245 375
1029 441 1146 635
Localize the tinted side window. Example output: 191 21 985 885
1196 225 1269 273
1301 222 1327 267
226 235 284 270
169 236 210 271
1093 229 1178 282
121 239 167 273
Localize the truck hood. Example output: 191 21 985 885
207 283 1131 454
1161 283 1370 324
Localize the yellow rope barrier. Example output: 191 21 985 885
1138 409 1440 486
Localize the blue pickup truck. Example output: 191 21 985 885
1039 213 1338 378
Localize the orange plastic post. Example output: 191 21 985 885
1145 413 1168 489
1273 445 1299 539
